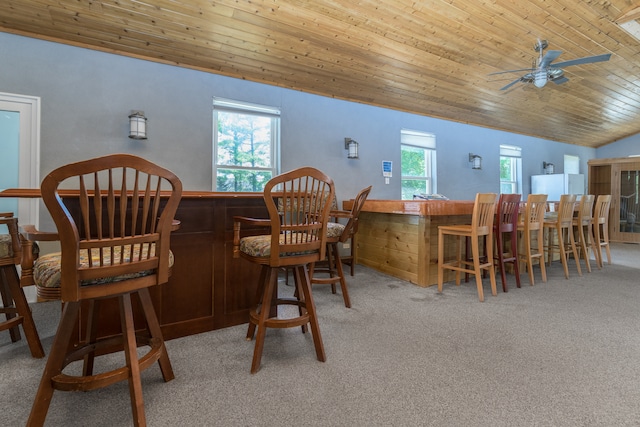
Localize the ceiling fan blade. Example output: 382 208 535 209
539 50 563 68
488 68 533 76
500 77 523 91
551 53 612 68
551 76 569 85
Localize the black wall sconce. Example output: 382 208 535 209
469 153 482 170
543 161 555 174
345 137 359 159
128 111 147 140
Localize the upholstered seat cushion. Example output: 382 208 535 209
240 233 320 257
0 234 12 258
0 234 39 260
33 245 174 289
326 222 345 239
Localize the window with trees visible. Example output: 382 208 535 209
401 130 436 200
213 98 280 192
500 145 522 194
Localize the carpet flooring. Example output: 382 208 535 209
2 243 639 426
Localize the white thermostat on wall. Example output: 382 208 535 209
382 160 392 184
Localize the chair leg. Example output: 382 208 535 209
537 230 547 283
471 236 484 302
138 288 174 382
593 224 602 269
526 232 535 285
510 230 521 288
3 265 44 357
495 230 508 292
0 269 21 342
331 243 351 308
576 224 591 273
251 268 278 374
567 227 582 276
82 299 99 377
28 302 82 426
247 266 268 341
296 265 326 362
119 293 146 426
485 234 497 297
558 227 570 279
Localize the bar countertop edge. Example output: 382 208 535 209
343 199 475 216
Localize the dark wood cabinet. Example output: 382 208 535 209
158 194 268 339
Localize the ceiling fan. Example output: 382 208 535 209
490 40 612 91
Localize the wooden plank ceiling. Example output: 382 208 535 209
2 0 640 148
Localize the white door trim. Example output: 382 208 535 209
0 92 41 227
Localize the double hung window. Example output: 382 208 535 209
401 130 436 200
499 145 522 194
213 98 280 192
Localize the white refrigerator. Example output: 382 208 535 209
530 174 585 201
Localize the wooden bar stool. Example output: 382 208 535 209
572 194 596 273
543 194 581 279
437 193 497 302
592 194 612 268
27 154 182 426
0 213 44 358
494 193 521 292
310 185 371 308
234 167 334 373
516 194 548 285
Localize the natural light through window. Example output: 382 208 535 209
213 98 280 192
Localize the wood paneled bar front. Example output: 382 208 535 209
343 199 475 287
0 189 268 343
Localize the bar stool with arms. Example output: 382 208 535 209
572 194 596 273
543 194 581 279
27 154 182 426
493 193 522 292
234 167 334 373
437 193 497 302
309 185 371 308
0 212 44 358
592 194 612 268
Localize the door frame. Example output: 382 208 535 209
0 92 41 227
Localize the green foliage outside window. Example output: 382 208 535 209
215 111 274 192
401 144 431 199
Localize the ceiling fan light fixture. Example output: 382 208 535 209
533 70 548 88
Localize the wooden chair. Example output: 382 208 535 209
543 194 581 279
233 167 334 373
493 193 521 292
592 194 612 268
516 194 548 285
0 213 44 358
310 185 372 308
27 154 182 426
572 194 596 273
437 193 497 302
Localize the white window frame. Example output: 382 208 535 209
499 145 522 195
400 129 437 200
213 97 280 191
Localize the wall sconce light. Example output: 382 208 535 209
543 161 555 174
469 153 482 170
345 137 359 159
128 111 147 140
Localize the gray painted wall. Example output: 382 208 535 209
596 133 640 159
3 31 631 205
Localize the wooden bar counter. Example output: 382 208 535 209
1 189 269 342
344 199 475 287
